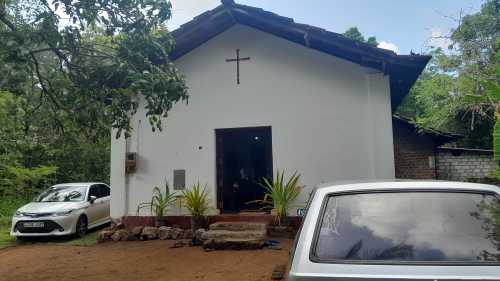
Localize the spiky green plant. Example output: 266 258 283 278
137 181 177 217
182 182 210 217
253 170 302 225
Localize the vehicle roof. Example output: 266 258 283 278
315 179 500 194
51 182 106 188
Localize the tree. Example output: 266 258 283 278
0 0 188 137
398 0 499 148
343 27 379 46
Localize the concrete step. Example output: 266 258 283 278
203 238 265 250
202 229 266 240
209 221 267 232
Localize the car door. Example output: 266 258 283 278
86 185 102 226
98 184 111 222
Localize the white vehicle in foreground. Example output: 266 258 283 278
11 183 111 238
288 181 500 281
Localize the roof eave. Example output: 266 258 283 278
170 2 431 110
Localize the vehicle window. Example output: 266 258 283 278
291 188 317 263
34 186 87 202
88 185 101 199
313 191 500 263
99 184 110 197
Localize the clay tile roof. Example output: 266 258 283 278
170 1 431 110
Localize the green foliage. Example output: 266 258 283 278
0 89 109 206
0 0 188 137
0 226 15 249
252 170 302 225
137 181 178 217
397 0 499 149
64 231 98 246
0 165 57 199
182 182 210 217
343 27 378 46
494 118 500 161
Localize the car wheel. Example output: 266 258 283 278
75 216 88 238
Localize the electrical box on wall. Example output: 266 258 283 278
126 152 137 174
173 169 186 190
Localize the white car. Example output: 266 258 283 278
288 181 500 281
11 183 111 238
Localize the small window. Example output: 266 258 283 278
99 184 110 197
312 191 500 263
88 185 100 199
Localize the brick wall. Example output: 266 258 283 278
393 120 437 179
436 148 496 180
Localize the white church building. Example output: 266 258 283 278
110 0 430 218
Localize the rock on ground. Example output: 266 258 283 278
271 264 286 280
158 226 173 240
97 230 115 242
202 239 265 250
201 230 266 240
141 226 159 240
170 228 184 240
111 229 130 242
182 229 193 239
209 222 267 232
131 226 144 237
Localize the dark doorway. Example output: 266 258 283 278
216 126 273 213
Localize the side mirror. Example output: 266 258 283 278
89 195 97 203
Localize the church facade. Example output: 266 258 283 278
110 1 430 218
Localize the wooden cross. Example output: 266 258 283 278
225 49 250 84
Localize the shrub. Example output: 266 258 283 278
182 182 210 217
137 181 178 217
253 170 302 225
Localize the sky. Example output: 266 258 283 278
166 0 483 55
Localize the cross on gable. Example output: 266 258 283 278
225 49 250 84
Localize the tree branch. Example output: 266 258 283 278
29 52 66 111
0 11 15 31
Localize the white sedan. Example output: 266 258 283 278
11 183 111 238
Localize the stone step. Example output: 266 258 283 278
203 238 265 250
209 221 267 232
202 229 267 240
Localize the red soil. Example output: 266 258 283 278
0 239 292 281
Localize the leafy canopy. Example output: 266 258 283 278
397 0 499 149
343 27 378 46
0 0 188 137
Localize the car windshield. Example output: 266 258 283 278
314 191 500 263
33 186 87 202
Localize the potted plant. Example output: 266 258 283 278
182 182 210 231
137 181 178 226
253 170 302 226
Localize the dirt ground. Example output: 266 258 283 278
0 239 292 281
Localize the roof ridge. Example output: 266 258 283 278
169 1 431 110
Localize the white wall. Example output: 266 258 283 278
110 25 395 217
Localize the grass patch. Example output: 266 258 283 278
0 225 15 249
0 199 21 249
63 231 98 246
0 225 100 249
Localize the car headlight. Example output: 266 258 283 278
14 211 23 217
51 210 73 217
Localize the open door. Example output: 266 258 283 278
215 126 273 213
